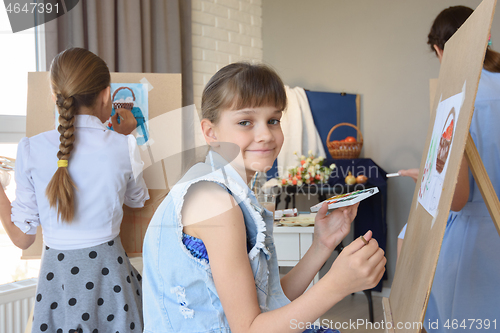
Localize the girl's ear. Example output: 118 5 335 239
102 86 111 105
433 45 444 62
201 118 218 146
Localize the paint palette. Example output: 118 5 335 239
276 214 316 227
0 156 15 172
310 187 379 212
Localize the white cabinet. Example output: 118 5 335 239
273 225 319 285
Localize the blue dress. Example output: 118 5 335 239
425 69 500 332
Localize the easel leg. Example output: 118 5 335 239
382 297 395 333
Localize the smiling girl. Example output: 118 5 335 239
142 62 386 333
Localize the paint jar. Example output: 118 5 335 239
258 193 276 218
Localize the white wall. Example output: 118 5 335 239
192 0 263 109
262 0 500 285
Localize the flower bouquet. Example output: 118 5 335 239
280 151 336 186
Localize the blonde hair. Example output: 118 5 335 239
45 47 111 222
201 62 287 123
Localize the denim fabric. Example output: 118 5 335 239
142 150 290 333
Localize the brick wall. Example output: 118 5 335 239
192 0 263 109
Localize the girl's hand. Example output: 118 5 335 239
313 201 359 252
0 169 11 190
398 168 419 183
0 185 36 250
112 108 138 135
326 230 386 296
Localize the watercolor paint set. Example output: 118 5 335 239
310 187 379 212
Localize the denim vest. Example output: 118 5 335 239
142 150 290 333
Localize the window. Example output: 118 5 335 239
0 3 43 285
0 5 38 116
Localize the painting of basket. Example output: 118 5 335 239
435 108 455 174
109 83 150 146
112 87 136 110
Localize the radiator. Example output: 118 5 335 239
0 278 37 333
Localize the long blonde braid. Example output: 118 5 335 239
45 47 111 222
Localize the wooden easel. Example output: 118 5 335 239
383 0 500 332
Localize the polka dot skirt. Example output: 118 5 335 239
32 236 143 332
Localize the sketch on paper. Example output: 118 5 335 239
418 84 465 220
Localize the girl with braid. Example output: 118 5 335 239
0 47 149 332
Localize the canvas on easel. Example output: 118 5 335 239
22 72 183 259
383 0 500 332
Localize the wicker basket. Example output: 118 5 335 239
112 87 136 110
435 108 455 174
326 122 363 159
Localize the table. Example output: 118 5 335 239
273 223 320 325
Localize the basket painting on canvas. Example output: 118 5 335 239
109 83 150 146
417 84 464 220
53 83 150 146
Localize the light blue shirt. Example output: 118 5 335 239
142 150 290 333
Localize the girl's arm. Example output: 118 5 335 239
123 135 150 208
399 157 470 212
183 183 384 333
395 158 468 263
0 187 36 250
280 202 359 301
450 156 469 212
4 138 39 250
